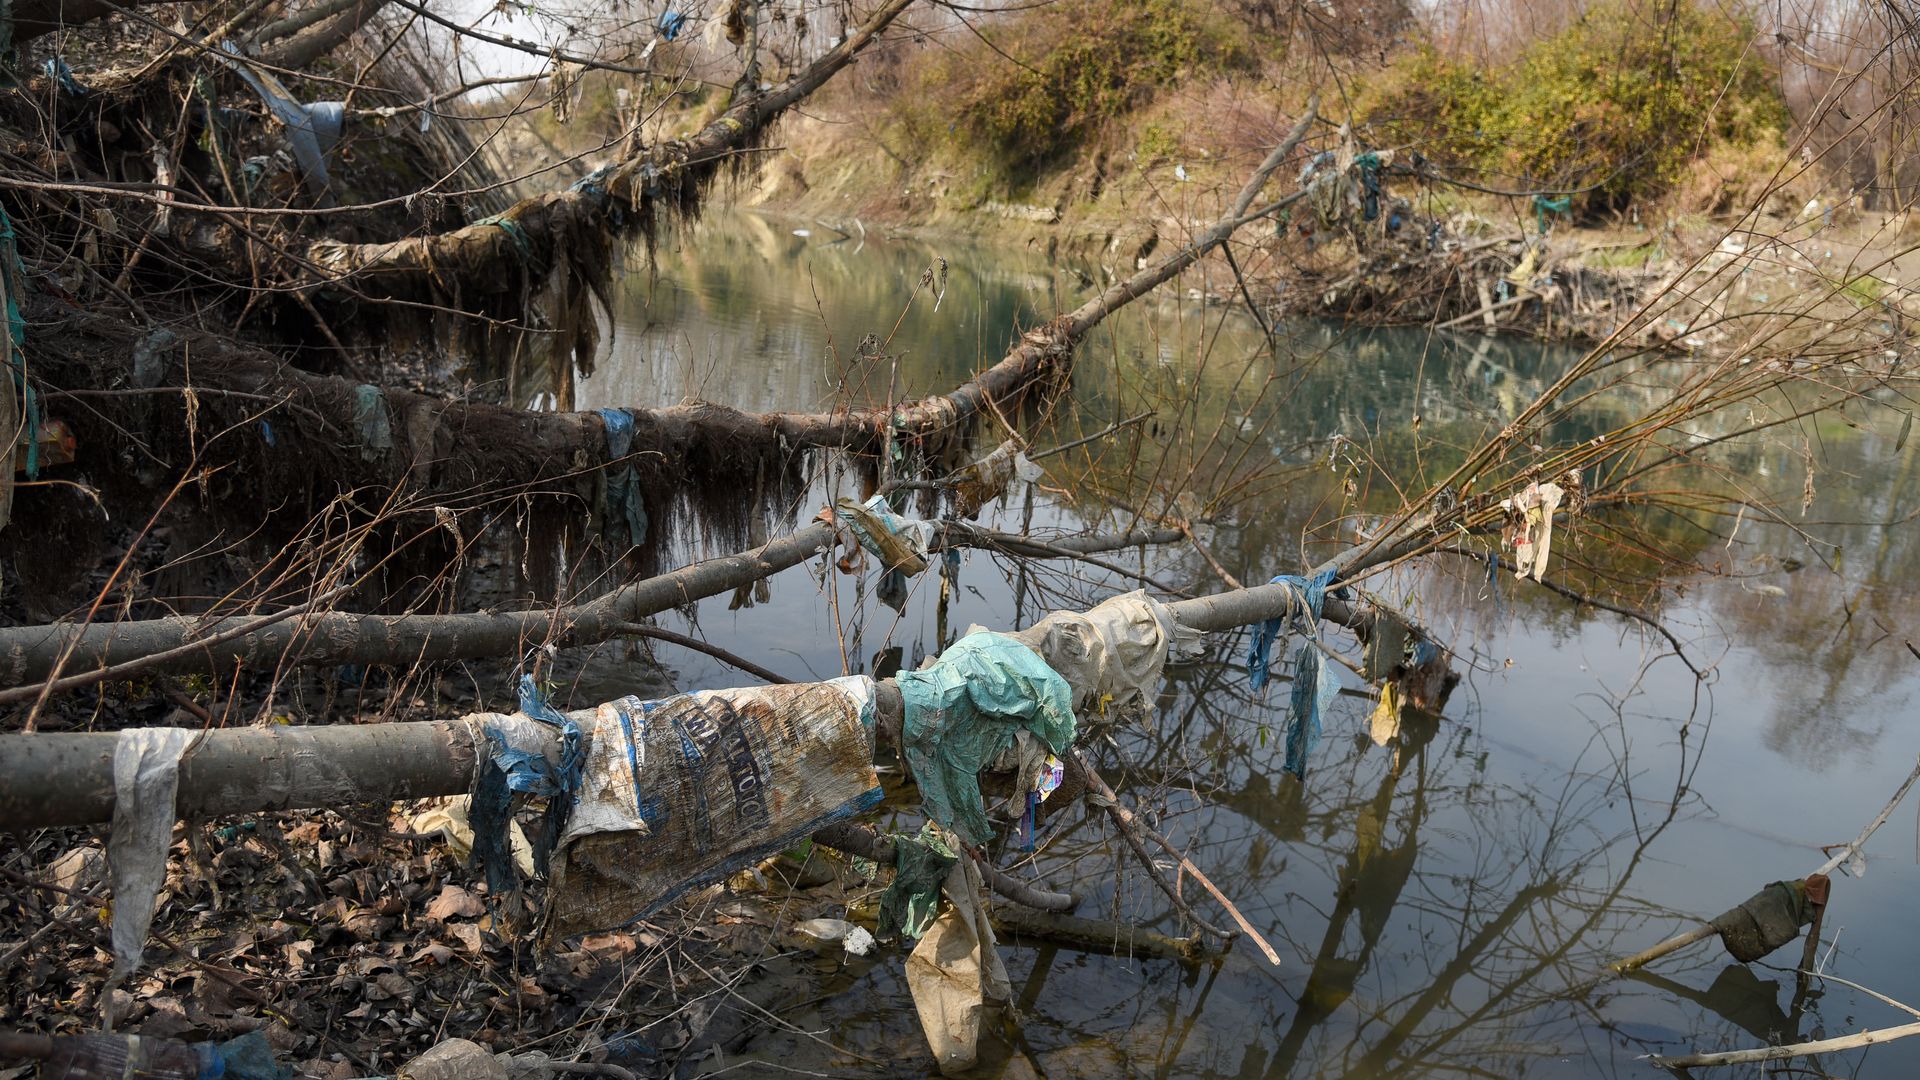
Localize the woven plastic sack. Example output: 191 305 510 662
548 677 882 940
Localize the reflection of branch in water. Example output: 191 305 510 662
1101 641 1708 1077
1431 545 1711 680
1266 725 1432 1077
1626 965 1792 1046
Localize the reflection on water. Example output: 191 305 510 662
583 213 1920 1077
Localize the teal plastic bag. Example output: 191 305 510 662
898 631 1076 844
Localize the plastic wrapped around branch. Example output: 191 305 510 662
1710 878 1817 963
1014 589 1196 728
547 677 883 941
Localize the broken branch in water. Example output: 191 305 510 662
1608 754 1920 975
1066 750 1280 964
812 821 1078 913
1648 1017 1920 1069
988 906 1215 964
613 623 797 686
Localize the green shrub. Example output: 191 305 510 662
896 0 1253 183
1359 1 1787 215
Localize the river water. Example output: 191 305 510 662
578 212 1920 1077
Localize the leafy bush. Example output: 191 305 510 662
895 0 1253 182
1359 1 1787 215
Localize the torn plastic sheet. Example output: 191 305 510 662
108 727 196 978
1362 608 1409 682
949 441 1043 516
130 329 178 390
1368 682 1402 746
1397 636 1455 711
43 57 90 97
597 408 649 549
1284 642 1341 780
836 494 935 576
1023 589 1197 727
877 567 909 614
878 824 958 940
1503 480 1566 581
898 631 1076 844
351 383 392 460
466 679 584 888
408 795 536 879
1018 751 1067 851
468 711 560 894
517 677 586 869
906 853 1012 1076
215 42 345 202
548 677 883 940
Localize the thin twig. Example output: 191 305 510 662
1068 751 1279 963
614 623 794 685
1814 754 1920 876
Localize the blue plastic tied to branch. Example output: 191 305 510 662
570 163 614 194
1284 642 1340 780
214 42 343 203
1354 151 1383 222
1410 638 1439 669
597 408 649 550
1246 566 1344 781
471 212 535 266
657 8 688 39
43 58 91 98
473 677 586 887
1246 566 1339 690
515 674 586 799
1533 193 1572 235
897 631 1076 844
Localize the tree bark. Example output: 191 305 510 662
257 0 392 69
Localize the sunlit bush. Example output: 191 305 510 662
893 0 1253 184
1359 0 1787 216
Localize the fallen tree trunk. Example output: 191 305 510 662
11 0 176 42
0 534 1444 830
256 0 392 69
0 513 1182 692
